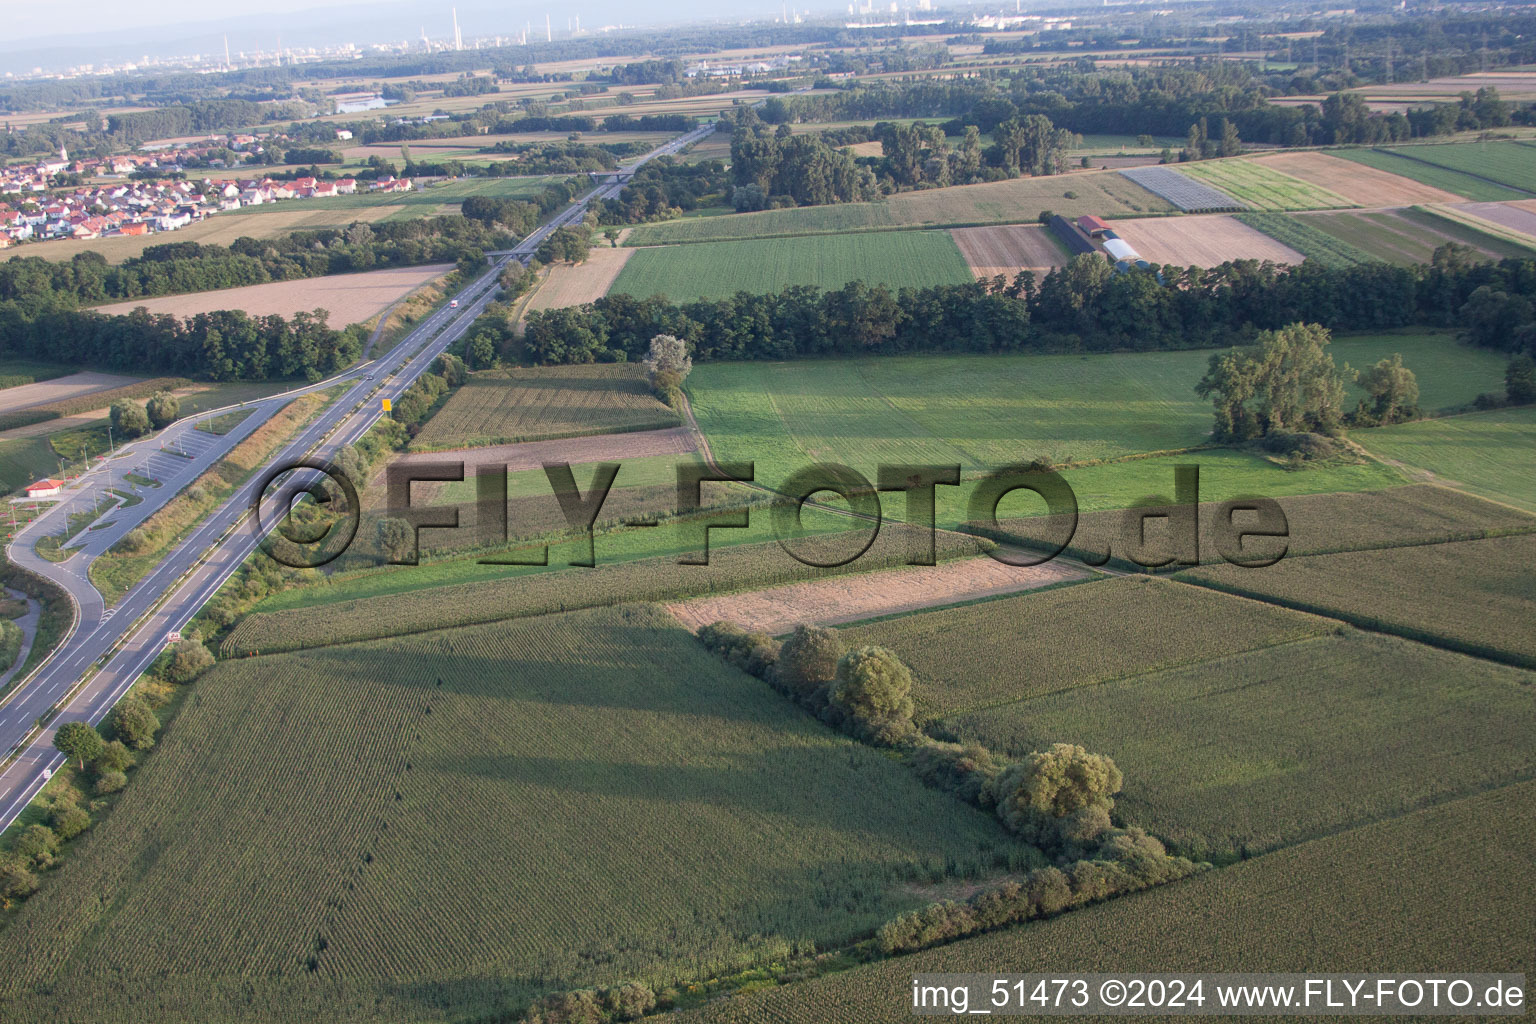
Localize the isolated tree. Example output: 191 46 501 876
830 646 915 724
164 638 215 684
1507 355 1536 404
776 624 845 699
52 722 104 771
1356 353 1419 423
987 744 1123 851
643 334 692 384
145 391 180 430
109 399 151 439
376 517 415 563
111 695 159 751
433 352 467 387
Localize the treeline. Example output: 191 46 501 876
524 250 1536 365
1 307 366 380
481 141 621 173
459 177 588 233
767 65 1530 149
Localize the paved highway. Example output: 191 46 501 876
0 123 716 831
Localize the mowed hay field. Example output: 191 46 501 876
609 230 973 302
684 333 1508 489
524 245 635 312
1176 157 1356 210
0 605 1036 1024
411 363 681 449
946 628 1536 858
626 171 1173 244
1183 532 1536 667
1254 150 1462 205
1353 406 1536 511
1108 214 1302 265
950 224 1068 278
92 264 452 328
843 576 1332 720
659 782 1536 1024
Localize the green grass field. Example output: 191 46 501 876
0 436 63 496
1183 532 1536 667
609 230 974 302
223 174 564 220
1332 147 1531 202
684 335 1508 495
1352 406 1536 511
411 363 681 450
945 628 1536 859
626 172 1173 245
843 577 1331 720
1365 142 1536 197
660 781 1536 1022
1177 158 1356 211
0 604 1037 1024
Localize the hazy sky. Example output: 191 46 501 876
6 1 360 44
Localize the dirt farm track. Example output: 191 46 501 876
93 264 453 328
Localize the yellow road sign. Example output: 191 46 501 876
382 398 392 412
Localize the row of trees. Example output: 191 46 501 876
2 306 366 381
522 251 1536 367
596 158 733 225
108 390 180 438
728 123 878 207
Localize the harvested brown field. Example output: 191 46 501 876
525 244 635 312
1110 214 1302 266
93 264 453 328
665 555 1085 636
1256 151 1462 206
0 371 141 413
950 224 1068 279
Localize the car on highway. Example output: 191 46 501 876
450 300 459 308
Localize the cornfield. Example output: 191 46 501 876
0 605 1035 1023
655 781 1536 1023
945 629 1536 859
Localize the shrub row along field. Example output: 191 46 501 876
1353 406 1536 511
1332 146 1532 202
945 629 1536 859
1175 158 1356 211
0 359 73 391
658 781 1536 1023
1181 532 1536 667
221 526 993 656
609 230 974 304
409 363 681 450
683 338 1508 492
1235 212 1377 267
626 172 1173 245
0 605 1034 1024
984 483 1536 569
842 576 1331 720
